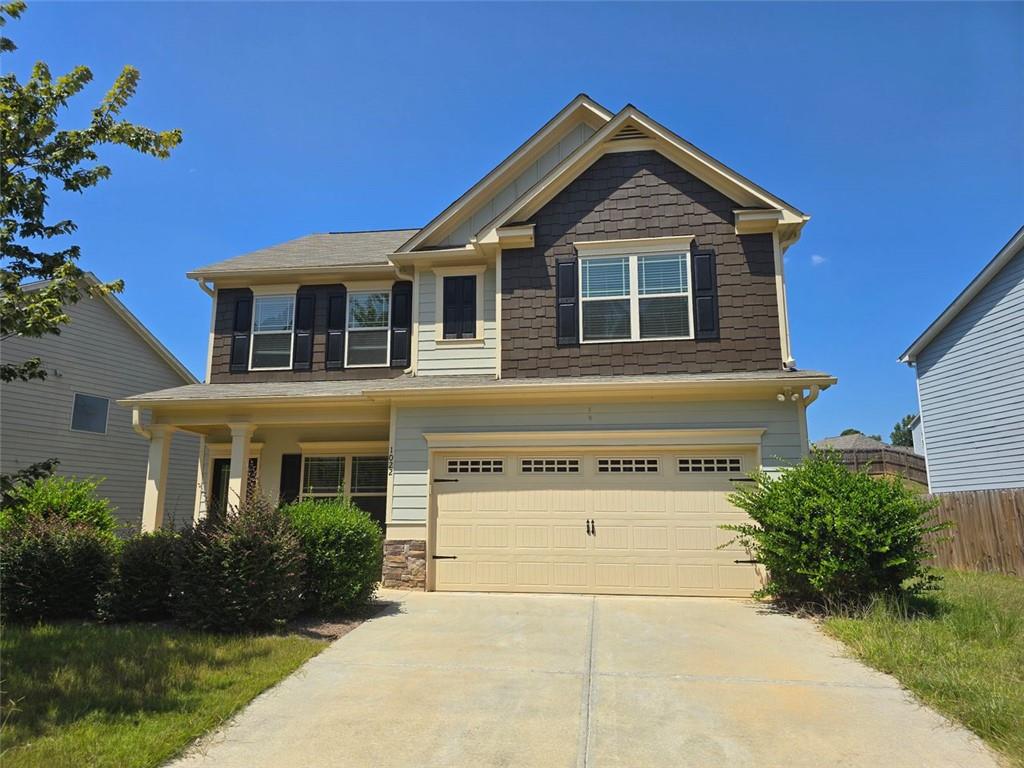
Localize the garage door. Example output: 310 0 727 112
431 450 761 596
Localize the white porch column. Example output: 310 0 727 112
141 425 175 532
227 422 256 509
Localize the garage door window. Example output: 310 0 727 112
446 458 504 474
520 458 581 474
678 457 742 473
596 457 660 473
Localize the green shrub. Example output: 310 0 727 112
1 475 119 538
282 498 383 614
173 494 306 632
724 450 948 607
113 530 182 620
0 516 118 622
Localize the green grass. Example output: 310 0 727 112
0 622 327 768
825 570 1024 766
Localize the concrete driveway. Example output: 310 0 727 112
170 591 999 768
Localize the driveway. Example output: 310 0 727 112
171 591 998 768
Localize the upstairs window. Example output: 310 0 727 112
250 294 295 369
70 393 109 434
347 291 390 367
442 275 477 339
580 253 691 342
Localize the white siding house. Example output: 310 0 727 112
1 276 200 530
900 226 1024 492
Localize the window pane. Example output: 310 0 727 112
349 292 390 329
253 295 294 332
251 333 292 368
71 393 109 433
347 329 388 365
639 255 686 295
303 456 344 495
582 299 630 340
351 496 386 529
639 296 689 338
582 257 629 298
352 456 388 493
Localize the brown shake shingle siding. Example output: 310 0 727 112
500 150 782 378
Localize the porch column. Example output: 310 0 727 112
141 425 175 532
227 422 256 508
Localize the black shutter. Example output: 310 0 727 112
229 295 253 372
279 454 302 504
325 288 347 370
460 276 476 338
692 250 719 340
555 259 579 346
442 276 459 339
442 276 476 340
390 280 413 368
292 293 315 371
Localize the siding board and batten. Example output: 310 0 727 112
915 246 1024 492
1 294 199 530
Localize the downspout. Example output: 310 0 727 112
801 384 821 407
193 278 214 297
392 264 416 375
131 406 151 440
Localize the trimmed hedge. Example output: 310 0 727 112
724 450 948 606
173 495 306 632
0 475 120 537
1 517 118 622
282 498 383 614
113 530 181 620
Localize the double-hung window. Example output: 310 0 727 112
250 294 295 369
300 454 388 527
580 252 692 342
346 291 390 367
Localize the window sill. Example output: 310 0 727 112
435 337 486 348
580 335 695 345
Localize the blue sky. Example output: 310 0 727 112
8 2 1023 441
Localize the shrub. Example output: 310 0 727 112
173 494 306 632
113 530 182 620
282 498 383 614
0 516 118 622
724 450 948 607
1 475 119 538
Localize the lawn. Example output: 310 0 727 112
0 622 327 768
825 569 1024 767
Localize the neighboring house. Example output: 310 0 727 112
814 433 928 486
908 414 925 458
122 95 835 596
900 225 1024 493
1 274 200 530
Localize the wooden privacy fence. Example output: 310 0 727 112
834 448 928 486
926 489 1024 576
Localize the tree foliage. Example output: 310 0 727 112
0 1 182 383
891 414 916 448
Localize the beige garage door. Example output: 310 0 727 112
431 450 761 597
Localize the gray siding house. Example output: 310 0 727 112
900 226 1024 492
1 274 201 530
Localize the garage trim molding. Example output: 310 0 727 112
422 428 766 450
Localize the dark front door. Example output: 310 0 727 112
208 457 259 520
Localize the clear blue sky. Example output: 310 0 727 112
8 2 1023 441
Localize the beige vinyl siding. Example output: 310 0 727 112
416 267 497 376
390 399 804 523
439 122 597 247
1 295 199 531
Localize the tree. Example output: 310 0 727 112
839 428 883 441
1 1 182 383
891 414 916 448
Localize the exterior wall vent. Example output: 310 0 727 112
610 125 648 142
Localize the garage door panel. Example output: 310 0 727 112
432 448 760 597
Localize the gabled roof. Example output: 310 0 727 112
900 225 1024 363
398 94 613 252
470 104 807 248
187 229 418 280
25 273 197 384
814 434 916 454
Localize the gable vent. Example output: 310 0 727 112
609 125 649 142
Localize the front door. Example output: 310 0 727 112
208 457 259 519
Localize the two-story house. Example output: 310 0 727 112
122 95 835 596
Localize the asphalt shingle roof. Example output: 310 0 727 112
188 230 421 276
815 434 916 454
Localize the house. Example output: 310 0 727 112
814 434 928 487
121 95 835 596
908 414 925 457
2 274 201 530
900 225 1024 493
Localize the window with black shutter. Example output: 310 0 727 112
691 250 719 340
292 293 315 371
442 275 477 340
229 294 253 372
325 288 347 369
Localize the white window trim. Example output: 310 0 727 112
433 264 486 343
578 252 694 344
69 392 110 435
249 292 296 371
299 451 388 501
345 289 392 368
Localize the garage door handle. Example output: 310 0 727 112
432 555 457 560
586 519 593 535
733 559 759 564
